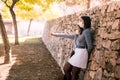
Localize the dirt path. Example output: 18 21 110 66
0 37 63 80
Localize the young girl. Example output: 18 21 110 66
51 23 83 56
51 16 93 80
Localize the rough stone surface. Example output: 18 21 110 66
94 68 102 80
116 58 120 64
89 61 99 71
115 65 120 78
111 39 120 50
42 1 120 80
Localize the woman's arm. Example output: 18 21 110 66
83 29 93 54
50 33 75 39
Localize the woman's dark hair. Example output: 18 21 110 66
81 16 91 29
77 25 83 34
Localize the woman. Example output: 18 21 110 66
51 16 93 80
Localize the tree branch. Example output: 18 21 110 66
1 0 10 8
11 0 19 8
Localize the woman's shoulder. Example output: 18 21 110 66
83 28 92 34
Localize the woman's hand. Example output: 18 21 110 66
50 32 55 36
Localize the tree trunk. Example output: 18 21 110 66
9 8 19 45
87 0 91 9
27 19 32 36
0 14 12 64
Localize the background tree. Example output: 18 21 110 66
27 19 32 36
1 0 19 45
87 0 91 9
0 13 11 64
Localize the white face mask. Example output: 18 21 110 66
75 30 79 35
78 22 84 28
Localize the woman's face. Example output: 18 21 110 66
79 17 84 28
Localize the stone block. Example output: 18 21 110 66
102 40 111 49
111 40 120 50
103 69 110 77
98 27 105 35
115 10 120 19
115 65 120 78
112 20 119 30
89 61 99 70
104 50 118 59
95 38 102 49
115 1 120 10
105 62 113 72
108 31 120 40
110 58 116 68
90 71 96 79
107 21 113 27
116 58 120 64
84 71 92 80
93 50 103 64
99 31 120 40
99 56 106 69
94 68 102 80
101 5 108 16
111 73 115 78
107 2 118 13
99 28 110 38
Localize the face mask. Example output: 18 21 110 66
75 30 79 35
78 22 84 28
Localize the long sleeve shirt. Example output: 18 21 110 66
54 28 93 54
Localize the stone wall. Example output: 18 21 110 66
42 1 120 80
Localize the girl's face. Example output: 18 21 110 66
75 26 81 35
79 17 84 28
77 26 81 31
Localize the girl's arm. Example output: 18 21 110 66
50 33 75 39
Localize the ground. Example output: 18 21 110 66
0 36 63 80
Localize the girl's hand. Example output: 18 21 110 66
50 32 55 36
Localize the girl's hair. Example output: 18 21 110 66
81 16 91 29
77 25 84 34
